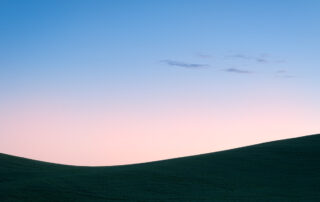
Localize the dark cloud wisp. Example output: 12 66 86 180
227 53 275 64
224 68 253 74
162 60 209 69
228 54 251 60
256 58 268 63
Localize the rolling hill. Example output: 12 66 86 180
1 134 320 201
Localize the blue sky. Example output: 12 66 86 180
1 0 319 91
0 0 319 165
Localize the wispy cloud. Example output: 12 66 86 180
226 53 278 64
256 58 268 63
161 52 286 77
224 68 253 74
227 54 251 60
161 60 209 69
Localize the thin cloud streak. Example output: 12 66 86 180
162 60 209 69
226 53 281 64
224 68 253 74
227 54 251 60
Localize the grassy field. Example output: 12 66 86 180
1 134 320 201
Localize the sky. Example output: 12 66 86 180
0 0 319 166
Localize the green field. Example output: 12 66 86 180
1 134 320 201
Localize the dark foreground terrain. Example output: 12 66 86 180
1 134 320 201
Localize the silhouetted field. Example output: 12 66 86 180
1 134 320 201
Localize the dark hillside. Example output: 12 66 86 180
1 134 320 201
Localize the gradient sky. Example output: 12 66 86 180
1 0 319 166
